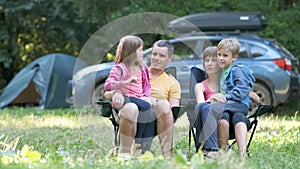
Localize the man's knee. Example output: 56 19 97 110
155 100 171 117
120 103 139 122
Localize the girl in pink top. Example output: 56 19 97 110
104 35 155 153
104 35 151 99
194 46 222 103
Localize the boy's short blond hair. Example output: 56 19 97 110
217 38 240 56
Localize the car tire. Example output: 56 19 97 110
253 83 272 105
89 83 106 114
249 83 272 115
91 83 105 104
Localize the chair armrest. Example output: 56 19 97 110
96 100 113 117
172 106 187 121
248 105 273 118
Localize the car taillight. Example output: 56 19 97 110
273 58 292 71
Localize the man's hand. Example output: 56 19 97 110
111 91 124 109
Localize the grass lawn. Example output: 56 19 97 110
0 102 299 169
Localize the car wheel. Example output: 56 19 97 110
249 83 272 116
253 83 272 105
91 83 105 104
90 83 106 114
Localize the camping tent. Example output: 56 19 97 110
0 53 87 109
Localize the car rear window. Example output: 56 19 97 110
249 44 267 57
271 41 296 60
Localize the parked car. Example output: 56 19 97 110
298 74 300 98
66 12 299 113
66 32 299 111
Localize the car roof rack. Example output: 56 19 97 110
168 12 268 33
181 30 262 39
182 30 242 36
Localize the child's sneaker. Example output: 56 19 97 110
118 153 131 161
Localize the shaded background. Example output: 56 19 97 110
0 0 299 91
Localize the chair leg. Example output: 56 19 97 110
191 128 199 152
188 129 192 152
247 148 250 158
188 128 199 153
246 119 258 158
221 119 259 158
228 140 236 150
114 125 119 146
247 119 258 149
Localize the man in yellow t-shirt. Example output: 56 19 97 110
110 40 181 157
150 71 180 101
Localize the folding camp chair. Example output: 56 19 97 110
187 67 273 156
95 67 187 152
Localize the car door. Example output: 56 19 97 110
166 39 203 104
235 41 253 66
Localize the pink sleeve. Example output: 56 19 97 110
104 64 125 91
141 64 151 97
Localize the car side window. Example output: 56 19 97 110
249 44 267 57
239 43 248 58
172 40 198 61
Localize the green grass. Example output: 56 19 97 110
0 104 299 169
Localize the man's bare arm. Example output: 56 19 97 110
169 98 180 108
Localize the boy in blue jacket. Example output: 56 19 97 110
217 38 255 159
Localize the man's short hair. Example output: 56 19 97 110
153 40 174 56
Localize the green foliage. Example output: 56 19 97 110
0 107 299 168
246 128 300 168
276 99 300 115
262 6 300 63
0 0 125 89
0 0 299 89
0 135 21 153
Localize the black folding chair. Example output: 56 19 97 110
95 67 187 151
187 67 273 156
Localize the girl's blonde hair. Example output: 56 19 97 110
115 35 143 68
217 38 240 56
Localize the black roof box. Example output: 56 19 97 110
168 12 268 33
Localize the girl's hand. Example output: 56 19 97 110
112 91 124 109
123 76 138 85
209 93 226 103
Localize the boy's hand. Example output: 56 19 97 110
249 91 260 103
